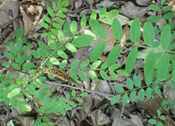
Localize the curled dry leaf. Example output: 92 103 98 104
20 1 43 34
169 0 175 11
120 25 129 48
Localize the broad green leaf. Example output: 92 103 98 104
47 7 54 17
89 42 106 61
126 78 133 90
7 88 21 98
80 15 87 28
112 19 123 41
144 52 158 85
138 89 145 101
90 10 97 20
105 45 120 66
143 21 155 46
89 20 107 38
57 50 68 59
147 16 161 23
89 70 97 80
115 84 124 93
70 59 80 81
125 48 138 74
130 91 137 102
70 21 78 33
154 86 161 96
122 93 129 104
156 53 170 82
91 60 102 70
133 75 141 88
49 57 60 65
149 4 161 11
148 119 157 125
129 19 141 43
100 70 109 80
72 35 93 48
79 71 88 81
145 87 153 99
160 24 172 49
111 95 120 105
65 43 77 53
172 61 175 81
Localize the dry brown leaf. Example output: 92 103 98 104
169 0 175 11
120 25 129 48
20 6 33 34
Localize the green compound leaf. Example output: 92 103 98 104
125 47 138 74
70 59 80 81
160 24 172 49
144 51 158 85
89 42 106 61
72 35 93 48
112 19 123 41
89 19 107 38
129 19 141 43
105 45 120 66
156 53 170 82
143 21 155 46
126 78 134 90
115 84 124 94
